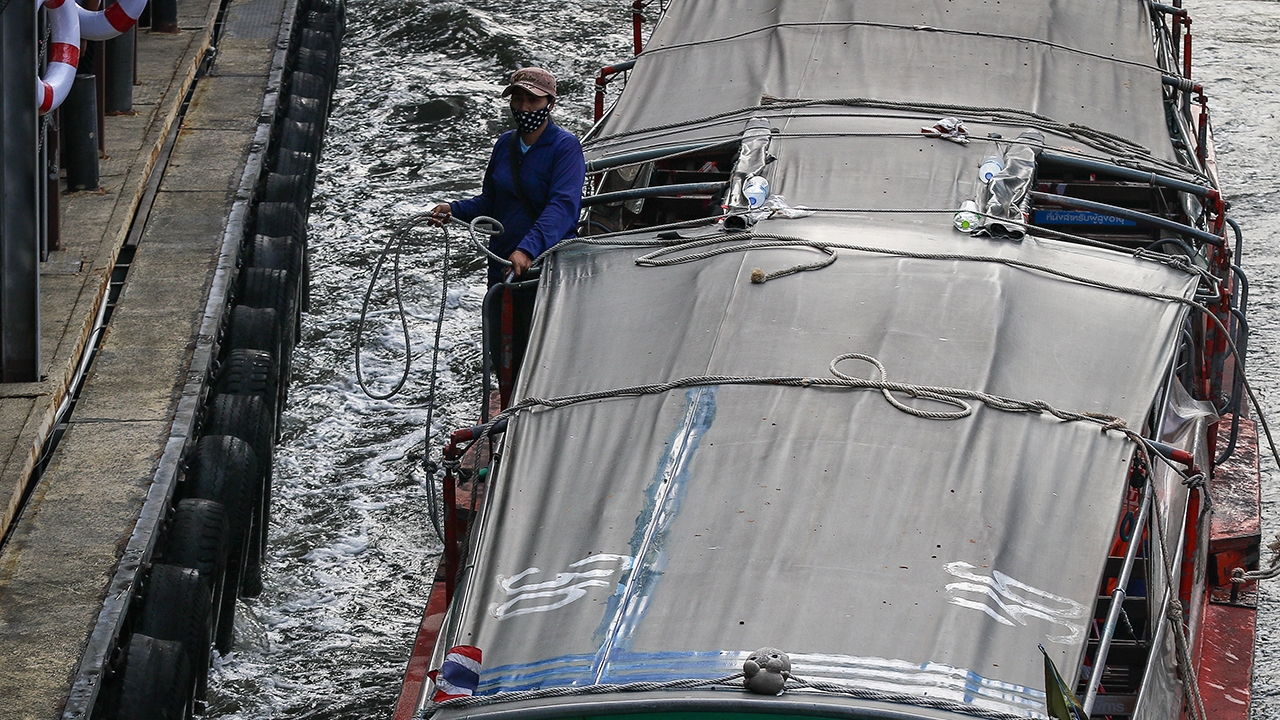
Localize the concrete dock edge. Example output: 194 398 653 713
62 0 300 714
0 0 306 714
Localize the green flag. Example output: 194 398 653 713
1040 644 1087 720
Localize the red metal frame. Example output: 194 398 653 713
393 576 450 720
1192 419 1261 720
632 0 644 55
594 61 635 122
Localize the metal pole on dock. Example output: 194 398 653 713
0 0 42 382
105 27 135 114
62 74 100 191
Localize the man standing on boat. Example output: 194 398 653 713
430 67 586 395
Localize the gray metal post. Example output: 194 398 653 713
0 0 42 382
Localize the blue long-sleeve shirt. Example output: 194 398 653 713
450 122 586 284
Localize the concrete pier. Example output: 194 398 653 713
0 0 291 713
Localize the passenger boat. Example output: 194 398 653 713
395 2 1267 718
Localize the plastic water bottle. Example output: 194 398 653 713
978 156 1003 183
953 200 981 232
744 176 770 208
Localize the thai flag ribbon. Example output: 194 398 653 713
428 645 482 702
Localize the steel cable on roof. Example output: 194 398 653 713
638 20 1166 74
555 223 1215 286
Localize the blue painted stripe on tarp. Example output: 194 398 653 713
475 650 1046 717
1033 209 1136 227
590 388 718 683
480 650 740 692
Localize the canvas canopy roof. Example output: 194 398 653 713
430 2 1204 718
438 216 1199 718
585 0 1190 190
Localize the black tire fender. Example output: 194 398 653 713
227 305 282 363
278 118 321 157
284 95 324 125
186 435 259 650
262 172 311 209
117 633 191 720
136 564 213 701
160 499 230 660
271 149 318 191
253 201 307 245
239 266 298 354
216 347 281 420
203 393 275 595
288 71 329 103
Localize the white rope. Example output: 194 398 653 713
1233 533 1280 583
1147 470 1209 720
478 351 1133 441
445 215 509 266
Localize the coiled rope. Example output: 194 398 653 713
354 212 504 539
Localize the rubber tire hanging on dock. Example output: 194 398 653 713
239 266 299 354
204 393 276 597
186 434 260 651
161 499 230 628
227 305 283 362
272 149 320 191
254 201 308 243
217 347 282 420
250 233 304 277
263 172 312 207
136 565 213 703
116 634 191 720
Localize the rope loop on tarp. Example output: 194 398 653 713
473 352 1135 449
627 231 1216 305
830 353 970 419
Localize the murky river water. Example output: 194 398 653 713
206 2 1280 717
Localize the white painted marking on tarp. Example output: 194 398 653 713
944 561 1088 643
492 554 634 620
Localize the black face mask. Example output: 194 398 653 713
512 105 551 134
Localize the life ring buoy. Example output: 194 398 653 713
76 0 148 41
36 0 80 115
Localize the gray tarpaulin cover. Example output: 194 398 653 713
431 2 1201 718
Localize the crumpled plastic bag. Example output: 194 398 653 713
748 194 815 221
921 117 970 145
